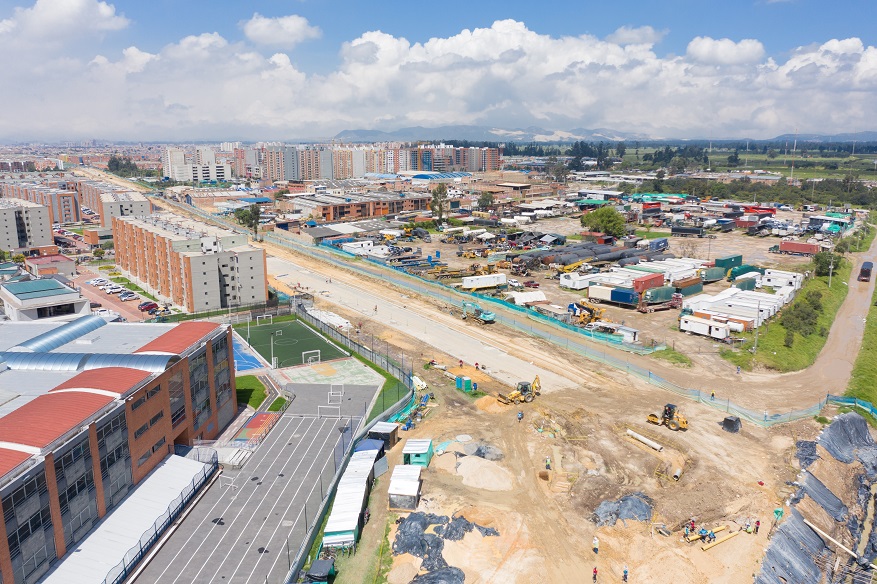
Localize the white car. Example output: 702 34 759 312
508 279 522 288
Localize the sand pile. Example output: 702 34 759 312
474 395 505 414
456 456 514 491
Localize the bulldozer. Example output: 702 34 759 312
496 376 541 405
647 404 688 431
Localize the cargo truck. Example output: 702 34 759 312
775 241 820 256
670 226 704 238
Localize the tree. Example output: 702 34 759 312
93 249 105 259
812 252 843 277
580 206 626 238
12 254 25 264
430 183 448 226
234 204 262 239
551 162 569 183
477 191 494 210
767 149 778 160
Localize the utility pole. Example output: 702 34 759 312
752 299 762 354
828 254 835 288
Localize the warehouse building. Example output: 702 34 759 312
0 316 234 583
292 191 430 222
113 213 268 313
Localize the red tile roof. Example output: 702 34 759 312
135 322 220 355
50 367 152 395
0 392 114 449
24 254 75 265
0 448 31 477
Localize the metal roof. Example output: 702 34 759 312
134 322 220 355
83 353 179 373
51 367 153 395
12 314 106 353
2 279 76 301
0 391 115 449
0 448 31 478
402 439 433 454
0 352 177 374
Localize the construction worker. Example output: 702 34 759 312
545 456 551 470
459 359 463 368
710 391 715 401
755 520 760 534
622 566 628 582
593 567 598 582
593 535 599 553
517 411 523 423
475 362 479 370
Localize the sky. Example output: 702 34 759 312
0 0 875 142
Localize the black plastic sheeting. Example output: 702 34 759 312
820 413 877 476
393 513 499 576
592 493 653 527
722 416 741 433
463 442 504 461
411 567 466 584
798 472 849 522
795 440 819 469
754 509 828 584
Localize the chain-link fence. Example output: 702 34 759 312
101 448 218 584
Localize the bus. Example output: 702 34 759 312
859 261 873 282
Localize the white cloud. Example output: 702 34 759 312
0 0 127 40
0 10 874 141
606 25 667 46
242 13 320 48
686 36 765 65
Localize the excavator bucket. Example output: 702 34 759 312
495 393 512 405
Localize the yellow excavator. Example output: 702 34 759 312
647 404 689 431
567 300 605 325
496 376 541 405
560 259 590 273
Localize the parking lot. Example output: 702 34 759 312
72 267 153 322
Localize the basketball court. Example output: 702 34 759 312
232 336 263 372
234 317 347 369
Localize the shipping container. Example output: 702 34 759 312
587 285 615 302
672 275 702 288
779 241 819 256
649 238 669 251
671 226 704 237
733 278 757 291
559 273 591 290
677 282 704 296
714 255 743 269
610 287 640 306
461 273 507 290
632 272 665 293
643 285 677 304
701 267 727 283
728 265 765 281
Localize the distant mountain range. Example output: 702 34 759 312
333 125 653 143
333 125 877 144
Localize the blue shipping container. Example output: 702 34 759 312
649 238 669 251
610 287 640 305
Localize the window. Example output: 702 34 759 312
134 423 148 439
130 395 146 410
146 385 161 399
149 411 164 427
152 437 166 453
137 450 151 467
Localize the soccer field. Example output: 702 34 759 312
236 318 347 367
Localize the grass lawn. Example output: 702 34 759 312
846 282 877 405
650 346 692 367
635 229 671 240
236 375 267 409
232 318 346 367
109 277 158 302
267 397 287 412
350 353 408 423
719 261 852 372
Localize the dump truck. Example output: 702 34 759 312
461 301 495 324
647 404 688 431
496 376 541 405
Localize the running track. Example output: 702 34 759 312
134 414 357 584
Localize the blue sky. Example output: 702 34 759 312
0 0 875 141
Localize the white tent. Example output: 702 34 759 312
477 232 496 240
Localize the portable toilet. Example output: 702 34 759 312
402 439 434 467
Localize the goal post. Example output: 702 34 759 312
256 314 273 326
317 405 341 418
302 349 321 365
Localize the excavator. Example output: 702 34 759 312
560 259 590 274
567 300 606 325
496 376 541 405
647 404 689 431
461 301 495 324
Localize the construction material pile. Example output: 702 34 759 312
592 492 654 527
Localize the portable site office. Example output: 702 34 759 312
388 464 423 511
355 439 388 476
402 439 434 467
322 447 381 549
368 421 400 449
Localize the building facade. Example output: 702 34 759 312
0 198 53 253
73 180 151 228
113 214 268 313
292 191 431 221
0 181 80 226
0 317 234 583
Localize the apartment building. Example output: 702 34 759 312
0 316 234 583
0 198 53 253
292 190 431 221
232 148 262 179
113 214 268 313
167 163 232 183
73 180 152 228
160 147 186 178
0 180 80 225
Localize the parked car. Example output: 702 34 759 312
120 293 139 301
523 280 540 288
147 307 160 315
139 302 159 312
89 301 102 308
105 286 124 294
507 279 522 288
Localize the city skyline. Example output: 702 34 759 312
0 0 875 141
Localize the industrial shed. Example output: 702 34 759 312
388 465 423 511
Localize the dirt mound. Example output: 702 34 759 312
474 395 505 414
456 456 514 491
593 493 654 527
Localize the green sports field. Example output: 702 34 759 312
234 318 347 368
